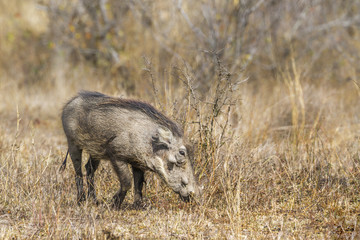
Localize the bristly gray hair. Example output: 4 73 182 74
79 91 183 137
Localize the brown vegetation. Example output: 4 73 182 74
1 0 360 238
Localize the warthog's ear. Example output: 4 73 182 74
151 128 173 152
157 128 173 143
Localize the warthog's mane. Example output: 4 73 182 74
79 91 183 137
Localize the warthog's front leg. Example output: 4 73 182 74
132 166 145 208
68 144 85 203
85 156 100 203
110 160 132 209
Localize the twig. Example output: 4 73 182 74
143 57 164 111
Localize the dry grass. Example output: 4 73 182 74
1 64 359 239
1 0 360 239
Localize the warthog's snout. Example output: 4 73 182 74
179 179 201 202
179 187 199 202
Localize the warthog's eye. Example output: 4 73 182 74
179 150 186 156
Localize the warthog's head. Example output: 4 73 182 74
150 128 200 201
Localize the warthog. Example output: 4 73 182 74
61 91 199 208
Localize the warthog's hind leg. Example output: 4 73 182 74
68 143 85 203
111 160 132 209
85 156 100 203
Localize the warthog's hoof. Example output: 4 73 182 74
132 200 147 210
112 194 126 210
77 194 86 205
179 195 190 202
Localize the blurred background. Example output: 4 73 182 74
2 0 359 97
2 0 360 140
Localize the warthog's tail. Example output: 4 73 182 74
59 149 69 172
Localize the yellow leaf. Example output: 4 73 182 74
69 24 75 33
48 41 55 49
7 32 15 43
